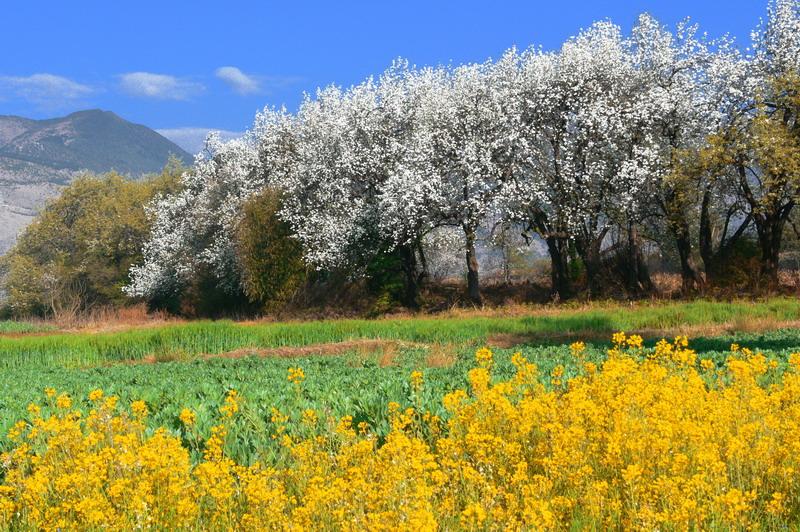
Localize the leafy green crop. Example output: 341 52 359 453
3 327 800 464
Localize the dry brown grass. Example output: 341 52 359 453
138 339 403 365
377 342 399 367
13 272 800 340
425 343 458 368
57 304 181 334
778 270 800 293
650 272 684 298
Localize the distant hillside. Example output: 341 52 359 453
0 110 191 253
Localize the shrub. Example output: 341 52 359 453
235 189 307 311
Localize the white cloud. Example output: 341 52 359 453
156 127 243 154
119 72 203 100
215 66 260 95
0 74 94 107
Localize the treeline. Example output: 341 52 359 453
2 2 800 318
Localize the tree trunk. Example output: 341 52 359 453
756 216 785 288
464 225 482 305
416 240 429 287
698 187 715 283
576 230 606 297
625 224 637 293
545 236 572 300
584 252 602 296
665 190 703 293
397 244 420 309
622 222 650 296
674 228 703 294
736 162 792 289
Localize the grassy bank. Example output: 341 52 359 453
1 298 800 368
0 320 56 334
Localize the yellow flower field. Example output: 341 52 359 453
2 334 800 530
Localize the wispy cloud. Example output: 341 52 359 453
119 72 203 100
156 127 243 154
215 66 260 95
215 66 304 95
0 73 94 108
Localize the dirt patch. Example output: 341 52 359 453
376 342 399 367
487 330 630 347
0 330 57 339
425 343 459 368
487 333 533 349
139 339 406 365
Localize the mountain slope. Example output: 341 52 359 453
0 110 192 253
0 110 191 175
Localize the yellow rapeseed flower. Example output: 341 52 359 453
131 400 149 418
287 367 305 386
626 334 643 349
551 364 565 387
4 334 800 530
410 370 424 391
475 347 493 367
570 341 586 355
179 408 196 426
302 409 318 426
612 331 627 346
88 389 104 402
104 395 119 410
55 393 71 410
767 492 786 516
219 390 240 418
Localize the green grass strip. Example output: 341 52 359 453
1 298 799 369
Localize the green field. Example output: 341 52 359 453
3 298 800 529
3 298 800 463
2 298 800 368
0 320 55 335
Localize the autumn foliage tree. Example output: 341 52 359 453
1 161 183 317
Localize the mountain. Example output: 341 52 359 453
0 110 191 253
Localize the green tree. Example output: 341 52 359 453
235 189 307 310
1 161 183 317
701 75 800 286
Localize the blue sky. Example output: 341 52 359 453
1 0 767 153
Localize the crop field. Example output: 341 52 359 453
3 299 800 528
2 298 800 368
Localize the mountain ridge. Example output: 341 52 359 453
0 109 192 253
0 109 191 175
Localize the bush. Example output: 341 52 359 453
706 237 762 289
235 189 307 311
